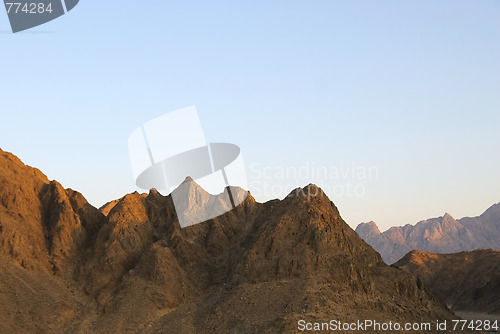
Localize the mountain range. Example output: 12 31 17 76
0 148 467 333
356 205 500 264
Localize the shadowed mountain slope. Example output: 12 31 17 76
394 249 500 314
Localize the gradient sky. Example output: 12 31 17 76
1 1 499 231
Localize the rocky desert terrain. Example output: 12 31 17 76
0 148 472 333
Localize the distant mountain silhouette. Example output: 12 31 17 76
0 148 472 333
356 205 500 264
394 249 500 314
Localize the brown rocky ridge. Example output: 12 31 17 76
0 148 473 333
356 206 500 264
394 249 500 315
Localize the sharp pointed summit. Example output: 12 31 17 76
181 175 195 184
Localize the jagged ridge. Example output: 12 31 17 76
356 207 500 264
0 148 469 333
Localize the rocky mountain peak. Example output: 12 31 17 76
355 221 381 236
148 188 160 195
442 212 455 222
286 183 326 200
181 175 195 184
481 201 500 216
171 176 210 200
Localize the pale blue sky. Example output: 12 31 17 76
1 1 499 230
